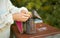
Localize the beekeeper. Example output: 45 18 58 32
0 0 31 38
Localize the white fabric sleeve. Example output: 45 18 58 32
0 12 14 24
8 0 28 14
0 12 14 28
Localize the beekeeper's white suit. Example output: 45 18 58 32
0 0 28 38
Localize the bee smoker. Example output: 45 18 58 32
24 10 40 34
25 18 36 34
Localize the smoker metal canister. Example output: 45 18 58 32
26 18 36 34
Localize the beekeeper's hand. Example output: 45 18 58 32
12 10 32 22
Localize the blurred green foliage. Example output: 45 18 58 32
11 0 60 28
